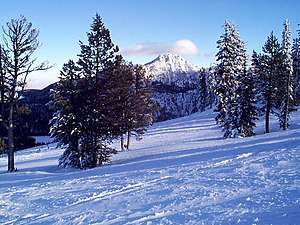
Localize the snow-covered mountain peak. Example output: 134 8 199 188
143 53 200 120
145 53 199 75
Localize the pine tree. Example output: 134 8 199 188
236 69 258 137
77 13 119 168
198 67 208 112
215 21 248 138
50 13 155 167
105 55 135 150
279 19 296 130
50 14 119 169
128 64 155 148
207 64 217 109
292 34 300 105
50 60 82 168
109 61 155 150
252 32 282 133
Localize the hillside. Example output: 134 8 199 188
0 109 299 224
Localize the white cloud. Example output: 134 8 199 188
171 39 198 55
121 39 199 56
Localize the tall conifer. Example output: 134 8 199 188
77 13 119 167
50 13 155 167
279 19 296 130
292 33 300 104
236 69 258 137
50 60 82 168
215 22 251 138
252 32 282 133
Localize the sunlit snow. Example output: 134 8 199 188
0 109 300 224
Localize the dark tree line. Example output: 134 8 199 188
197 20 299 138
49 14 155 169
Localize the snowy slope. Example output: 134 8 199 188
0 110 300 224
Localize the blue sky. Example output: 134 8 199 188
0 0 300 89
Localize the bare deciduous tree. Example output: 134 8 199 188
1 16 52 172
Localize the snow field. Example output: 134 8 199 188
0 109 300 224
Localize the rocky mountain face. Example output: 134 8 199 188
145 53 200 121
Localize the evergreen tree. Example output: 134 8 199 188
279 19 296 130
105 55 135 150
109 60 155 150
207 64 217 109
76 13 119 168
215 21 248 138
50 60 82 168
50 14 118 169
128 64 155 148
236 69 258 137
50 13 155 167
198 67 208 112
292 34 300 104
252 32 282 133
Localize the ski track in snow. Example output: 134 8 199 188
0 110 300 224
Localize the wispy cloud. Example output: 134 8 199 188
121 39 199 56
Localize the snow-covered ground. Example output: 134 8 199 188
0 109 300 224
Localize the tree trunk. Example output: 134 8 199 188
121 133 125 151
265 101 270 134
8 103 15 172
94 134 100 166
126 130 131 150
283 73 291 131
